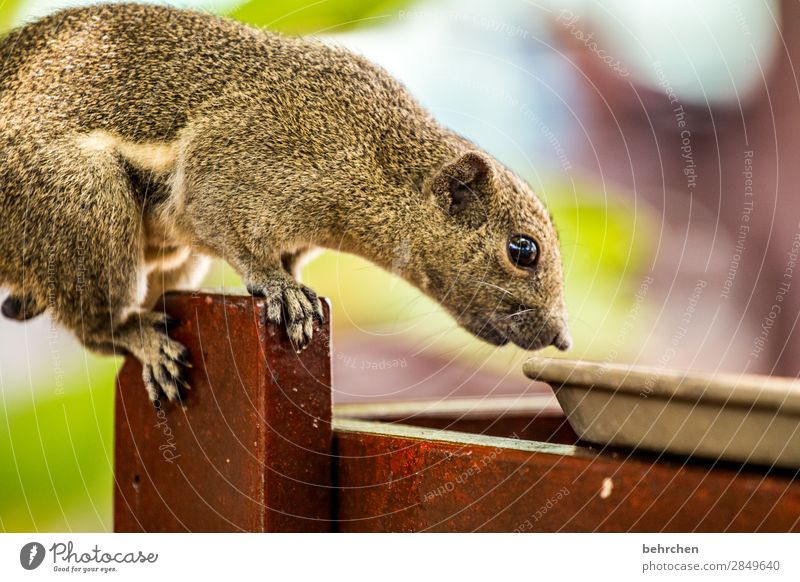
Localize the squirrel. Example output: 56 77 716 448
0 3 571 402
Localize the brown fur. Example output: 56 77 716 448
0 3 569 401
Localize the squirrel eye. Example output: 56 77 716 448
507 234 539 270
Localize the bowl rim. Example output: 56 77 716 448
523 357 800 414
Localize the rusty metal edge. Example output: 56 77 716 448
332 418 588 458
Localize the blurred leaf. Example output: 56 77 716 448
548 186 650 277
0 0 23 33
0 357 119 532
545 181 655 360
229 0 416 34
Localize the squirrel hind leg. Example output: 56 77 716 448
28 138 191 403
2 293 45 321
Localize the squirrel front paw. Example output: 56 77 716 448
246 275 324 350
137 314 191 402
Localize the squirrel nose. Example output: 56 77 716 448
550 324 572 351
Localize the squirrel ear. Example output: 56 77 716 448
432 151 494 214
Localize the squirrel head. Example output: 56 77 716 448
413 150 571 352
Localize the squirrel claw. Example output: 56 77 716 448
283 284 319 350
265 296 283 326
250 276 321 350
143 367 160 402
139 324 191 403
305 289 325 324
143 362 184 403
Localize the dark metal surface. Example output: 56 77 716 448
114 290 332 532
335 397 580 445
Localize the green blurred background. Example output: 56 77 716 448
0 0 651 531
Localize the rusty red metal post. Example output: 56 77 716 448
114 291 333 532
